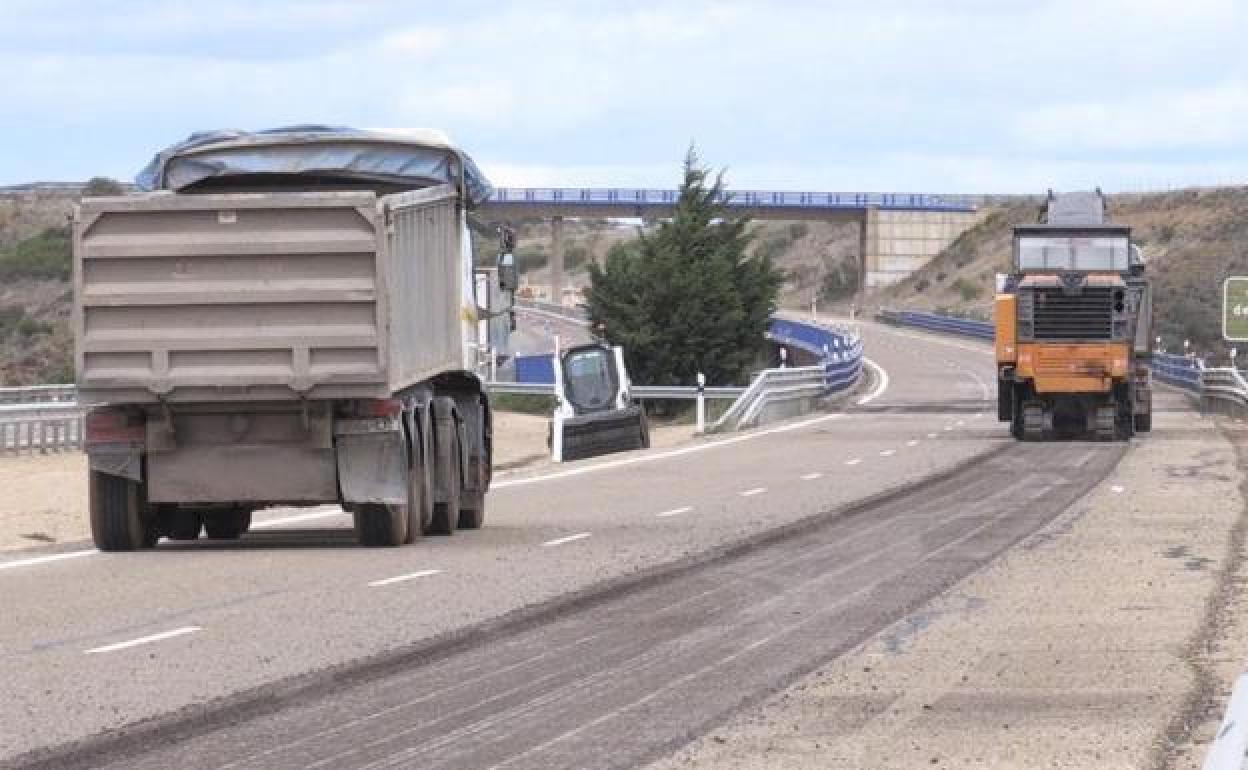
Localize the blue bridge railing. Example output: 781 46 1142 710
488 188 977 212
877 309 994 340
766 317 863 391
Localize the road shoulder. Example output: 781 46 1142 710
651 403 1241 769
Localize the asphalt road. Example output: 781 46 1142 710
0 321 1113 767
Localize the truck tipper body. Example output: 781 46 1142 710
995 190 1152 441
76 127 514 549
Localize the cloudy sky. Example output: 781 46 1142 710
2 0 1246 192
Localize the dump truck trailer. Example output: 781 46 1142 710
995 190 1152 441
76 127 515 549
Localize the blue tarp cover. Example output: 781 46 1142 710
136 125 492 206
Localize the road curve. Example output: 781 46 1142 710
1 321 1078 766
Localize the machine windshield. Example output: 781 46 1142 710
1016 235 1129 271
561 346 619 413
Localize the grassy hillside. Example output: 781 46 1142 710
873 187 1248 355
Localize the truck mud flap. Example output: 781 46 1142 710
560 406 648 462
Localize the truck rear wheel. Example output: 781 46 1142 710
1134 413 1152 432
430 422 461 536
204 509 251 540
89 470 155 551
459 447 486 530
354 503 408 547
406 416 434 543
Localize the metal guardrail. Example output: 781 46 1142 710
877 309 994 340
0 384 78 404
712 318 864 432
0 401 84 455
485 381 744 401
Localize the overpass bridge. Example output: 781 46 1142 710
478 187 980 299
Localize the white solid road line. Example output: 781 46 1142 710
800 472 823 481
85 626 201 654
879 449 896 457
845 458 862 466
740 487 767 497
368 569 443 588
656 506 693 518
494 412 848 489
543 533 591 547
0 548 96 571
855 357 890 406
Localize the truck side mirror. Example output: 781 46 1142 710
498 252 518 293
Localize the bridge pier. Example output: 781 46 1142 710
862 207 979 288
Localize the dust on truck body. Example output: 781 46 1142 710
995 190 1152 441
75 127 515 550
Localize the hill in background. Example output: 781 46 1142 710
3 182 1246 385
871 187 1248 355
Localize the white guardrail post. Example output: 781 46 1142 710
695 372 706 434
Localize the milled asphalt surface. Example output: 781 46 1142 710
0 321 1053 766
654 386 1232 769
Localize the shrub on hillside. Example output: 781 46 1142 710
83 177 124 197
953 277 982 301
0 227 71 281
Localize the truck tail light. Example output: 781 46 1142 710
362 399 403 417
85 408 145 446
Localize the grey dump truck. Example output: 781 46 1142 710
76 127 515 549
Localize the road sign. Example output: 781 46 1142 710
1225 278 1248 342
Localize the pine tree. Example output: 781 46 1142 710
585 149 784 386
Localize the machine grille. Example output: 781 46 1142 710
1029 287 1114 340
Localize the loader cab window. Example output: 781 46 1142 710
1016 235 1129 272
562 346 619 414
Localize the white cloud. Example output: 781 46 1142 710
1012 83 1248 150
2 1 1248 190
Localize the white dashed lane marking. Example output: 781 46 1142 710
740 488 767 497
85 626 201 654
368 569 443 588
656 506 693 518
543 533 592 547
800 472 823 481
845 458 862 466
879 449 896 457
906 440 919 447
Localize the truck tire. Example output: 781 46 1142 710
430 419 461 536
405 414 434 543
89 470 154 551
164 508 204 541
458 444 487 530
354 503 408 547
204 509 251 540
1134 413 1152 432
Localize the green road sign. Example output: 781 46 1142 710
1224 278 1248 341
